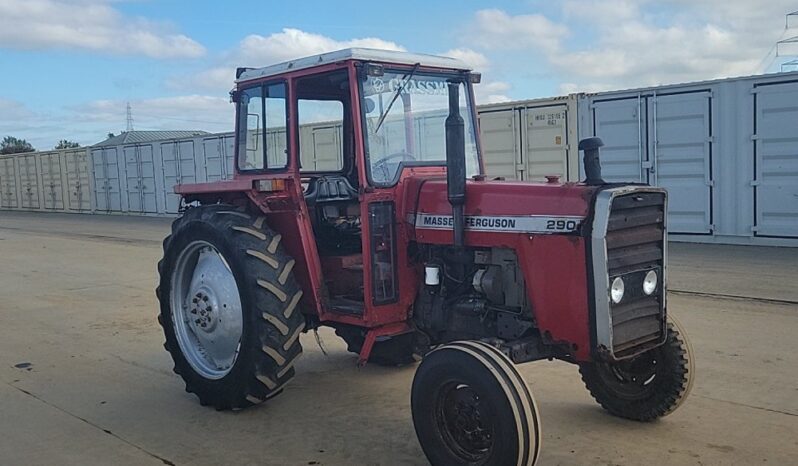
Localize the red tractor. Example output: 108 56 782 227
157 48 694 465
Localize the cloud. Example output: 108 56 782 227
237 28 405 65
467 2 797 93
0 0 205 59
442 48 491 70
0 98 34 121
170 28 407 93
70 95 233 132
471 9 569 55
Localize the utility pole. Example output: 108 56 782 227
126 102 134 132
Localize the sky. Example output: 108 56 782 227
0 0 796 150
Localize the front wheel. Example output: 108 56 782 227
579 316 695 421
411 341 541 466
157 205 305 410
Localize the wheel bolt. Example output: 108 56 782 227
194 319 201 324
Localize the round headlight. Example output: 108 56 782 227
643 270 658 295
610 277 625 304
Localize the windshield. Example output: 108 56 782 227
359 70 480 185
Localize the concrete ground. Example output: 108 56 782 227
0 210 796 466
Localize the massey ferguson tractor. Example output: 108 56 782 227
157 48 694 465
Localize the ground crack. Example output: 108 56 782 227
697 394 798 417
5 381 176 465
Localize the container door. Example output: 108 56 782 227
161 140 197 213
93 147 121 212
19 154 40 209
139 144 157 213
223 134 235 179
0 157 18 208
649 92 713 234
40 152 65 210
202 137 225 182
590 98 647 182
124 145 143 212
478 108 519 180
65 150 90 211
754 81 798 238
310 125 342 171
522 105 569 181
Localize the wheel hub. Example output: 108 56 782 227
190 289 220 332
438 384 493 461
171 241 244 380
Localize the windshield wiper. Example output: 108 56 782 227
374 62 421 133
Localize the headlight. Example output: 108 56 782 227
643 270 658 295
610 277 625 304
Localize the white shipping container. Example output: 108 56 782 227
579 71 798 246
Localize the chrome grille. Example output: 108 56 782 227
606 192 666 357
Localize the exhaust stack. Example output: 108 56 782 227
445 82 466 248
579 137 605 185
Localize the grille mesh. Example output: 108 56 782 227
606 192 666 356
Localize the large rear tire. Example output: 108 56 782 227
411 341 541 466
579 316 695 421
157 205 305 410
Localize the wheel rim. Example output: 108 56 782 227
434 382 494 462
171 240 244 379
597 350 660 399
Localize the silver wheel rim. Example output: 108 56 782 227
171 240 244 379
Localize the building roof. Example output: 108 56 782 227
92 130 210 147
237 48 472 83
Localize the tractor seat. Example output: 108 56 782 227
304 175 358 204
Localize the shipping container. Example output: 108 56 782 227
477 96 580 182
579 70 798 246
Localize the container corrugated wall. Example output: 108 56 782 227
578 71 798 246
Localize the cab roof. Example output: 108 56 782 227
236 48 472 83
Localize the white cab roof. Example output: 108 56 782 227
236 48 471 83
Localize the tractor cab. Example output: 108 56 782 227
212 49 483 330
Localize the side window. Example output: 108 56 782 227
298 100 344 172
238 83 287 170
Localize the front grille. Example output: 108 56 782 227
606 192 666 357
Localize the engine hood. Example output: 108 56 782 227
405 178 597 237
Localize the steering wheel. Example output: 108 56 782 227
372 151 417 182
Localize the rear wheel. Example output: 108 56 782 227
411 341 541 466
157 205 305 410
579 316 694 421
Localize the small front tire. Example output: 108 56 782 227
579 316 695 421
411 341 541 466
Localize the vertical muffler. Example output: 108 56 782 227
579 137 605 185
445 82 466 247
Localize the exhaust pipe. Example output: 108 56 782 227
579 137 605 185
445 82 466 248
